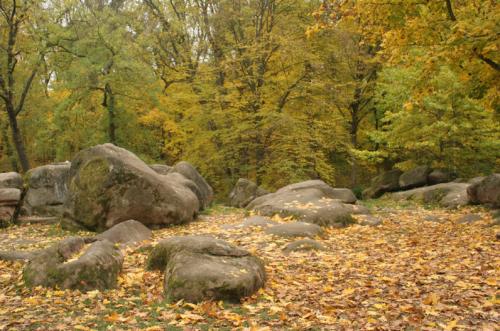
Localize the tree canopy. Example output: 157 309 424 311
0 0 498 198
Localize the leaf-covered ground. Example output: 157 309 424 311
0 204 498 330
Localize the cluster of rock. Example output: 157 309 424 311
229 179 372 228
362 166 450 199
3 220 266 303
0 144 213 231
0 220 150 291
363 165 499 209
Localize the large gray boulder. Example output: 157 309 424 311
275 180 356 204
23 237 123 291
399 166 432 190
247 181 360 227
170 161 213 209
428 169 454 185
148 236 265 303
467 174 500 208
63 144 200 232
23 162 71 216
247 189 368 227
228 178 269 208
96 220 152 245
362 169 403 199
0 172 23 189
391 182 470 208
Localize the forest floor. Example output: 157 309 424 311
0 202 498 331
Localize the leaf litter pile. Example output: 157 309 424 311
0 205 498 330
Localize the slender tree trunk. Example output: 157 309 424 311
5 104 30 172
350 109 359 188
104 83 117 145
1 120 18 171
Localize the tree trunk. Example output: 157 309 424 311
1 120 18 171
104 83 117 145
350 109 359 188
6 104 30 172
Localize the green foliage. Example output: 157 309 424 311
0 0 498 198
370 65 499 176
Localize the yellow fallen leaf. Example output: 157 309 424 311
373 303 387 310
342 288 355 296
485 278 496 286
444 319 458 331
105 312 120 323
24 297 39 305
323 285 334 293
423 292 439 306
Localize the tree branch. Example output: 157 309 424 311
445 0 456 21
475 52 500 71
15 66 38 116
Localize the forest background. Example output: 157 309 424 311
0 0 498 199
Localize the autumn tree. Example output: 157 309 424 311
0 0 48 171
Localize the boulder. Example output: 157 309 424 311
399 166 432 190
63 144 200 231
228 178 269 208
23 162 71 216
428 170 454 185
0 172 23 189
0 188 21 205
96 220 152 245
23 237 123 291
275 180 357 204
457 214 482 224
241 216 277 228
0 250 35 261
362 169 403 199
423 215 443 223
248 191 356 227
390 182 470 208
148 236 265 303
265 222 323 238
283 239 326 253
170 161 213 209
247 180 360 227
0 188 21 226
355 214 383 226
467 174 500 208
